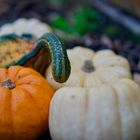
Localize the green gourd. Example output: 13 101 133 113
0 33 70 83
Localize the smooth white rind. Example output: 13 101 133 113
49 79 140 140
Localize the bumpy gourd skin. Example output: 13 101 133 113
0 35 34 68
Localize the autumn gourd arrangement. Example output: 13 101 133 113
0 33 140 140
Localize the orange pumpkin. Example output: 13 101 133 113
0 66 55 140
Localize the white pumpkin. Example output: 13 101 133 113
46 47 132 89
48 47 140 140
0 18 52 38
49 79 140 140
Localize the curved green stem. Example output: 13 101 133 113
3 33 71 83
36 33 71 83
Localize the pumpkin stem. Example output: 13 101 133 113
81 60 95 73
1 78 15 89
36 33 71 83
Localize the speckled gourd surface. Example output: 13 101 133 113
0 34 35 67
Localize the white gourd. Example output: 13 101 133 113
0 18 52 38
49 47 140 140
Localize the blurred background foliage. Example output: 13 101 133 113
0 0 139 43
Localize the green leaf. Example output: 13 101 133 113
52 16 72 33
